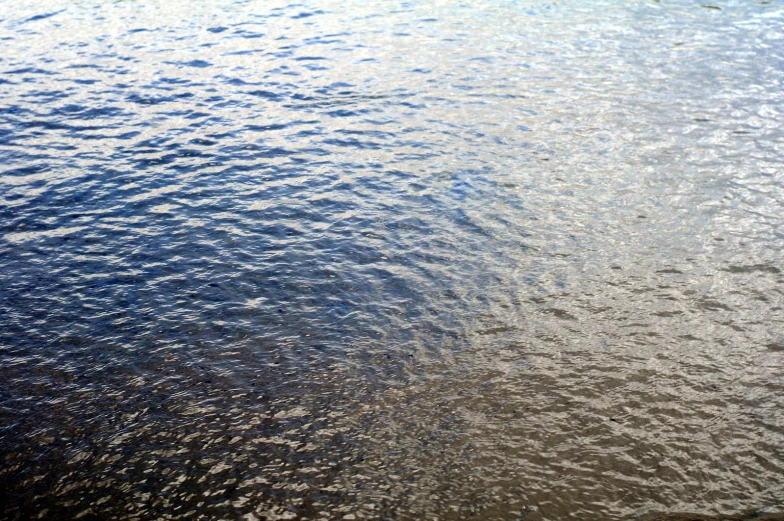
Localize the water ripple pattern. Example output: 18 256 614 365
1 1 783 520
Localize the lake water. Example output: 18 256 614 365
1 1 784 519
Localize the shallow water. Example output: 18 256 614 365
1 0 783 519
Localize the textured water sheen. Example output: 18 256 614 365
2 0 784 519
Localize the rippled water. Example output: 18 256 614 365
2 0 784 519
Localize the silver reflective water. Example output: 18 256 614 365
1 0 783 519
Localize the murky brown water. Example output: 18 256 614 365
1 0 783 519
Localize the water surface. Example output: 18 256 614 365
1 1 784 519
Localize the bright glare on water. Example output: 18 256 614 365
1 1 784 520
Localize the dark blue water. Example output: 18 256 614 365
2 1 784 519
